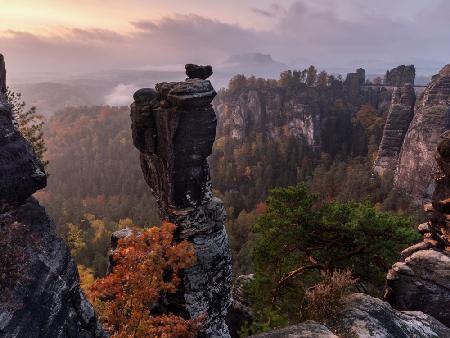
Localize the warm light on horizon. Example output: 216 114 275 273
0 0 277 36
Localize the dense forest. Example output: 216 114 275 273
38 68 421 281
29 67 424 335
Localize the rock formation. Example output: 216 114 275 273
0 54 105 337
250 293 450 338
226 274 254 338
384 65 415 86
374 84 416 175
130 64 232 337
0 54 6 95
385 131 450 327
185 64 213 80
394 65 450 201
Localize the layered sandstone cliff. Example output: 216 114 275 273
0 54 105 338
394 65 450 201
130 65 232 337
374 84 416 175
385 131 450 327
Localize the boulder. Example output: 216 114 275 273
250 293 450 338
329 293 449 338
185 64 213 80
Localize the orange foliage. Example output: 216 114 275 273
91 221 200 338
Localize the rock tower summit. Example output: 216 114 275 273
130 64 232 337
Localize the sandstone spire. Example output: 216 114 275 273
374 83 416 175
394 64 450 201
130 64 232 337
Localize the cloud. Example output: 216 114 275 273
251 3 285 18
1 0 450 81
104 83 138 106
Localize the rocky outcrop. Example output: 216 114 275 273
394 65 450 201
384 65 415 86
250 293 450 338
0 54 105 337
226 274 254 338
130 65 232 337
385 132 450 327
374 84 416 175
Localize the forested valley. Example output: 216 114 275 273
32 66 424 334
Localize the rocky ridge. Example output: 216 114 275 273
130 64 232 337
385 131 450 327
250 293 450 338
0 54 105 337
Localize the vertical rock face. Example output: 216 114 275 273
374 84 416 175
395 65 450 201
130 65 232 337
384 65 415 86
385 132 450 327
0 54 6 95
0 54 105 338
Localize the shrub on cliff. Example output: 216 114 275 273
249 184 420 329
91 222 200 338
6 89 48 169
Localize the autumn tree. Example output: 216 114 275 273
91 222 200 338
6 88 48 168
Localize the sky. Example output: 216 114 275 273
1 0 449 80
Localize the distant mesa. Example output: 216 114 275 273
226 53 277 65
185 63 213 80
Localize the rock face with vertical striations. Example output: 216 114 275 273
130 64 232 337
384 65 415 86
0 54 106 338
394 65 450 201
374 83 416 175
385 132 450 327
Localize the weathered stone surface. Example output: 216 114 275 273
250 321 338 338
185 64 213 80
384 65 415 86
395 65 450 201
385 249 450 327
130 65 232 337
329 293 450 338
250 294 449 338
385 132 450 327
0 55 105 337
374 84 416 175
0 199 106 338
